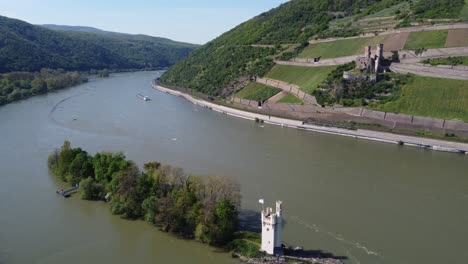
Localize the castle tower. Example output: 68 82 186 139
364 46 371 59
377 43 384 58
375 44 384 73
261 201 283 255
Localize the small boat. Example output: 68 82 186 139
56 184 79 198
56 190 71 198
137 94 151 101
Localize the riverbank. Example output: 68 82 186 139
153 83 468 154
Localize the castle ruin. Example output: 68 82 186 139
345 44 384 81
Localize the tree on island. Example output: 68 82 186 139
48 141 241 246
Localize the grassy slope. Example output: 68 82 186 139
462 0 468 19
377 76 468 121
266 65 337 94
298 35 386 59
277 93 305 104
404 30 448 50
234 82 281 101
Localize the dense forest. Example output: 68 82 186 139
0 16 197 73
48 141 241 246
160 0 467 96
0 69 87 106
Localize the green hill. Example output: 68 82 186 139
160 0 388 96
0 16 198 73
161 0 465 96
160 0 468 97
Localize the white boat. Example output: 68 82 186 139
137 94 151 101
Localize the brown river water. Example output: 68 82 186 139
0 71 467 264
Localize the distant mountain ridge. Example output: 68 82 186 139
0 16 198 73
41 24 109 34
41 24 173 40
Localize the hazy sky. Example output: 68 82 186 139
0 0 288 44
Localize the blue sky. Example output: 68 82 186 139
0 0 288 44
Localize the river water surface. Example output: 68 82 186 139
1 71 467 264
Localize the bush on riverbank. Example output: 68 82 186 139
48 141 241 245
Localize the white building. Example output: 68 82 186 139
261 201 283 255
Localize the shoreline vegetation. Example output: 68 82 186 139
0 69 88 106
47 141 261 257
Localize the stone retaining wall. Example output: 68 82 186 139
332 107 363 116
256 77 318 105
357 108 468 135
385 112 413 124
230 97 258 107
230 96 468 136
412 116 445 128
361 109 386 119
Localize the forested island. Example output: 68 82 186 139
47 141 259 256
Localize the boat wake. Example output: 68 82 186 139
290 215 383 258
49 92 87 124
47 91 142 142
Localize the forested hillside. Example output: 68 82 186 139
159 0 392 95
0 16 197 73
160 0 467 96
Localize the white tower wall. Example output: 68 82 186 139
274 201 282 248
261 210 276 254
375 43 384 73
260 201 283 255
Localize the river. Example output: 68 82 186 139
0 71 467 264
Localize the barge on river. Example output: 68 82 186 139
137 94 151 101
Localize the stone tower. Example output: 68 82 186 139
364 46 371 59
375 43 384 73
261 201 283 255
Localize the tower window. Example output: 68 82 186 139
267 228 269 231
